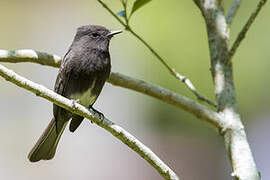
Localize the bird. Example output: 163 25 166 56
28 25 122 162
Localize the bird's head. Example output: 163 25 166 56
73 25 122 51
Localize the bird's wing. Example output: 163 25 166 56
53 48 73 132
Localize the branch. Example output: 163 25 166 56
195 0 260 179
226 0 242 25
227 0 267 64
0 49 224 129
109 72 223 128
0 63 179 180
97 0 216 108
0 49 61 67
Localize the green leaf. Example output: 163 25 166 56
130 0 152 16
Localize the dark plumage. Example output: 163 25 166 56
28 25 121 162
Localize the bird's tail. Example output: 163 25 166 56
28 117 67 162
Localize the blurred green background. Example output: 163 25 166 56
0 0 269 179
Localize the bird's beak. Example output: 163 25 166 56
107 30 122 37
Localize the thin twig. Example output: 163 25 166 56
97 0 216 108
120 0 129 25
227 0 267 64
170 68 217 108
0 63 179 180
97 0 126 27
0 49 224 128
226 0 242 25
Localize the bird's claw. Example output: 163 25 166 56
71 99 80 108
90 107 104 120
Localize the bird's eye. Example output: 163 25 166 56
91 32 100 38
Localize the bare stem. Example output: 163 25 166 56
0 49 61 67
97 0 216 108
108 72 223 128
0 63 179 180
227 0 267 64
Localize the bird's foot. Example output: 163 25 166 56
71 99 80 108
90 107 104 122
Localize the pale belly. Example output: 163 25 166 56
70 79 97 107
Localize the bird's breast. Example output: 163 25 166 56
70 79 98 107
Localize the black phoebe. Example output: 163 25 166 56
28 25 122 162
